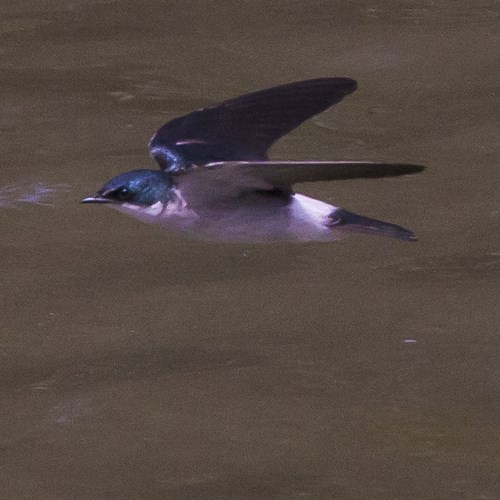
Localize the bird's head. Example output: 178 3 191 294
81 169 175 208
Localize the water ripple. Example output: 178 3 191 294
0 183 70 207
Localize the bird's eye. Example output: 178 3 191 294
114 186 133 202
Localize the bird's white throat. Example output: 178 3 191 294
114 188 198 226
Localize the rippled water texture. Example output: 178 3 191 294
1 1 499 498
0 183 70 207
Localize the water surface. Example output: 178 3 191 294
1 1 499 498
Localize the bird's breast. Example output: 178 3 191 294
115 197 199 227
113 192 338 243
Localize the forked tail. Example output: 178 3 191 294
327 208 417 241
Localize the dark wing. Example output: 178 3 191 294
176 160 425 204
204 161 425 190
149 78 357 170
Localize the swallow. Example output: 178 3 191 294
82 78 425 242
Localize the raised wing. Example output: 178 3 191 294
176 160 425 204
149 78 357 170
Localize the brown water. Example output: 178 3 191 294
1 1 499 498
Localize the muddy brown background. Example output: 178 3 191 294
1 1 499 498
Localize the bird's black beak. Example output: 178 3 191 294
80 195 113 204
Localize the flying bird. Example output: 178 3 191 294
82 78 424 242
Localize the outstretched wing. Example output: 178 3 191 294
176 160 425 204
203 160 425 190
149 78 357 170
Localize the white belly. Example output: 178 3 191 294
115 193 339 243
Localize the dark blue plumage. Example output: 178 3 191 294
88 170 175 206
